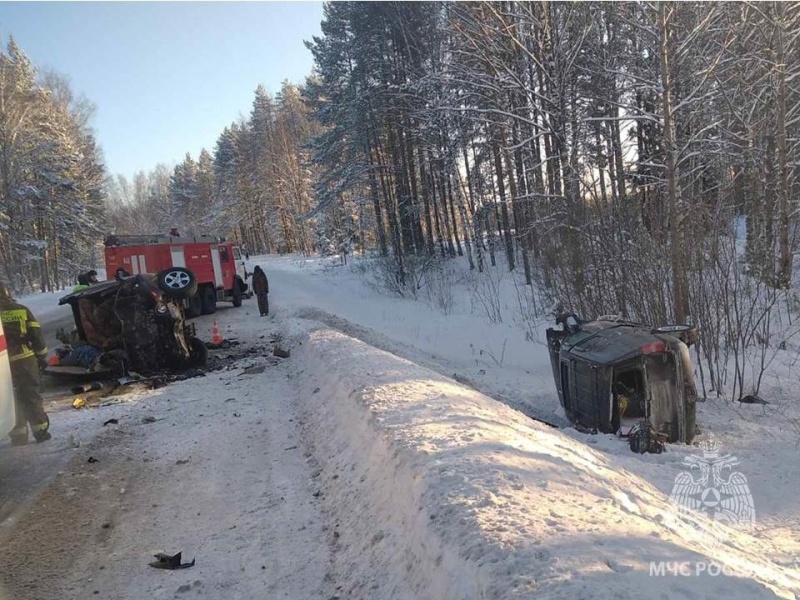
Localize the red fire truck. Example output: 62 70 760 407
104 234 250 317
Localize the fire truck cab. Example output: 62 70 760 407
104 234 250 317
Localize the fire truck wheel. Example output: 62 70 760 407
157 267 198 299
185 293 202 318
232 277 244 308
185 336 208 369
200 286 217 315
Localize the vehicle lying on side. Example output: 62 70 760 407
48 270 207 378
546 314 698 452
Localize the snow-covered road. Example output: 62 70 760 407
0 317 333 600
0 255 798 599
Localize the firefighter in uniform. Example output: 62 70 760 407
0 282 51 444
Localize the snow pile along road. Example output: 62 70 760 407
293 325 799 600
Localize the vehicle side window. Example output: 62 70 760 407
233 248 241 260
219 247 229 263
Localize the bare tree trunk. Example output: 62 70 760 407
492 139 515 270
445 173 463 256
659 2 690 322
416 146 436 256
367 140 389 256
775 1 792 287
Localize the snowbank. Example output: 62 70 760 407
256 253 800 569
259 254 568 428
293 325 799 599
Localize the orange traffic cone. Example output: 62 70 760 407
211 321 223 345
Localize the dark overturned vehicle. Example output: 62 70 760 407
546 314 698 453
47 268 207 379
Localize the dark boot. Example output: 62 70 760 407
33 430 51 443
10 427 29 446
31 413 50 443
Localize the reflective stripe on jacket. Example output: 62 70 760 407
0 302 48 362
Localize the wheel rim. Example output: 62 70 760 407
164 271 190 289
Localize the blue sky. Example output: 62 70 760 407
0 2 324 180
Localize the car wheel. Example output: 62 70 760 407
652 324 698 346
200 286 216 315
157 267 198 300
232 278 243 307
185 335 208 369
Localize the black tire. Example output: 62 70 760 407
185 335 208 369
185 293 202 318
157 267 198 300
200 285 216 315
652 324 698 346
232 277 243 307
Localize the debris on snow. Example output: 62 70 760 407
739 394 769 405
71 382 104 394
205 339 238 350
148 551 195 570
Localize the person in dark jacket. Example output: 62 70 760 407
251 266 269 316
0 282 50 444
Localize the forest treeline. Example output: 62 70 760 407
0 39 106 291
105 82 319 257
111 2 800 329
3 2 799 358
113 1 800 397
304 2 800 325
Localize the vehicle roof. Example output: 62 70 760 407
561 320 672 366
104 234 228 247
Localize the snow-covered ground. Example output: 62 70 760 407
12 287 84 354
0 253 797 599
291 324 797 599
0 320 334 600
15 290 71 323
